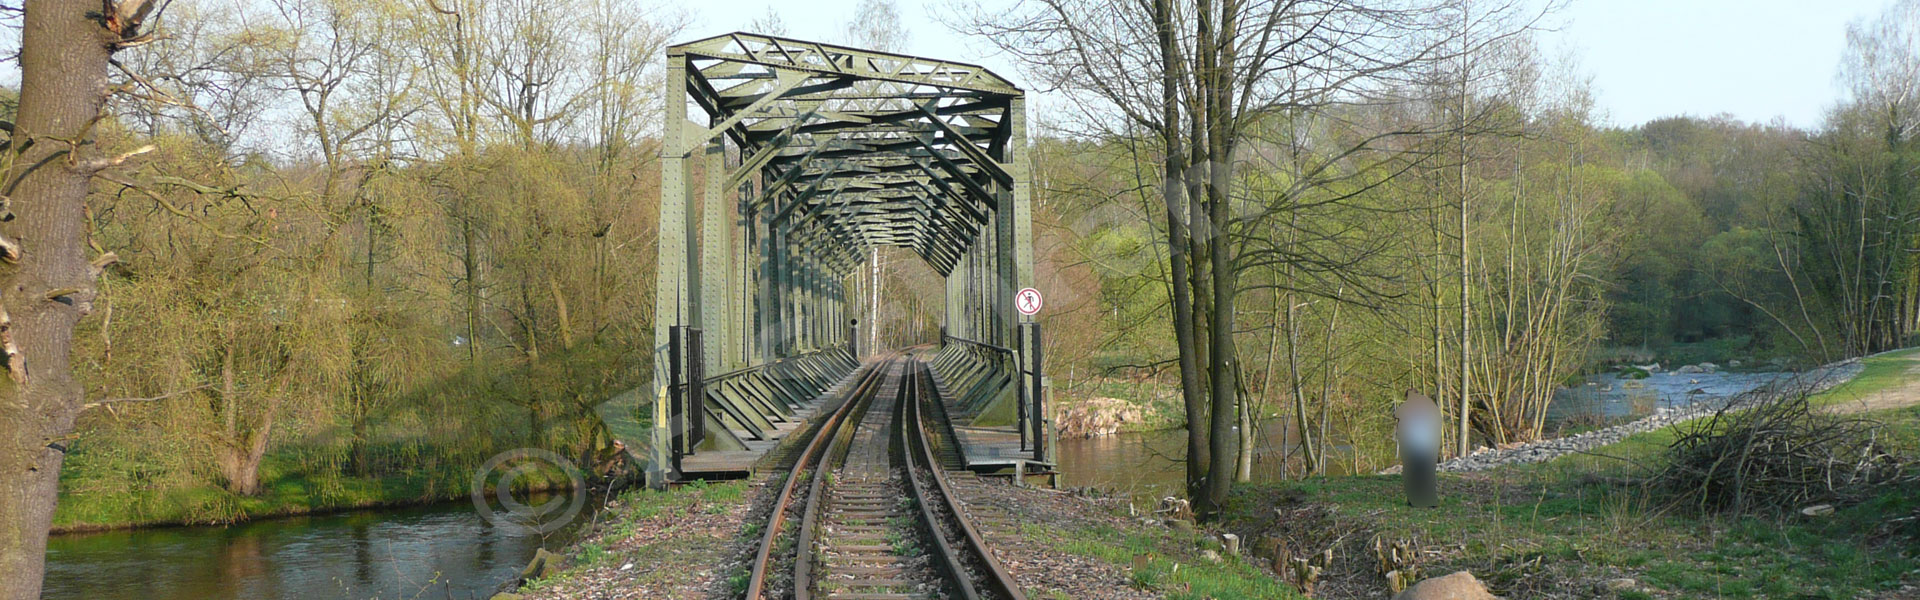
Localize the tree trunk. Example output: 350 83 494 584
1150 0 1209 512
1235 385 1253 483
462 214 480 366
1256 289 1282 480
1318 287 1343 474
1456 111 1473 458
1287 296 1316 473
1198 1 1240 515
215 345 276 496
0 4 116 597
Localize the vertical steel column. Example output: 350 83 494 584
733 179 752 369
650 53 691 489
944 258 963 339
683 126 704 342
757 203 777 362
771 214 790 358
994 182 1015 348
971 231 985 339
1021 322 1045 461
798 257 814 351
700 140 729 372
1009 95 1041 461
1010 96 1034 290
789 242 806 352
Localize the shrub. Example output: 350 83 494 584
1653 384 1910 514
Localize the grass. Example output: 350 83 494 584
50 447 544 531
1216 381 1920 599
527 479 754 590
1020 521 1305 599
1806 347 1920 407
1228 470 1916 598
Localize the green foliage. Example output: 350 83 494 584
1036 523 1301 600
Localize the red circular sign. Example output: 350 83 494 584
1016 288 1043 315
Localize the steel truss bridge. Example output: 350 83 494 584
646 33 1049 484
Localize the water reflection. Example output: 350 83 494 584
1055 420 1353 505
43 498 585 600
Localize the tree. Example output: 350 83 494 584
748 5 788 37
963 0 1538 519
0 1 143 597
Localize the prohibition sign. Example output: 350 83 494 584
1016 288 1043 316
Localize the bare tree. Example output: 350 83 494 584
748 5 789 37
958 0 1540 518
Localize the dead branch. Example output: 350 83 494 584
82 383 215 411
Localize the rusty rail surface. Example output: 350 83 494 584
743 352 1023 600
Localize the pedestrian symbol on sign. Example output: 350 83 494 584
1016 288 1043 316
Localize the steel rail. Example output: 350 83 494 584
742 356 893 599
790 356 896 600
900 359 1027 600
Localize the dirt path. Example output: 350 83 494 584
1827 352 1920 414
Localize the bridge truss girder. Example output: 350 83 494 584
649 33 1036 468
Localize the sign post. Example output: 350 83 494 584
1014 288 1044 460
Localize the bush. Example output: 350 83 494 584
1653 383 1910 514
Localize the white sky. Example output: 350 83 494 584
686 0 1900 130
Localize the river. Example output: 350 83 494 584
42 497 592 600
1055 419 1358 505
1055 369 1793 505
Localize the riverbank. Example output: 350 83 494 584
1053 378 1186 438
1223 351 1920 599
1430 357 1867 473
51 450 578 533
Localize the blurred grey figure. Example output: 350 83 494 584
1396 390 1442 508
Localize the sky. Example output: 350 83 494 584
684 0 1901 130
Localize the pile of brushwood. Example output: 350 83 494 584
1654 383 1911 514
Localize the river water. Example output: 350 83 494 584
1054 419 1356 504
1544 369 1791 421
42 498 589 600
1054 369 1792 505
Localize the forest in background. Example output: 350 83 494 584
39 0 682 527
20 0 1920 528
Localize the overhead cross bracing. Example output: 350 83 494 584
676 33 1022 276
647 33 1041 483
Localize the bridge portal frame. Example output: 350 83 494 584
649 33 1036 483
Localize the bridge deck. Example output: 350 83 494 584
928 366 1053 472
676 410 813 477
678 369 858 478
668 355 1050 479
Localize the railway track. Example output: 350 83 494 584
743 353 1024 600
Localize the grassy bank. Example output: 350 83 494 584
1017 519 1302 600
517 480 755 599
57 454 453 532
1218 359 1920 599
53 441 582 532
